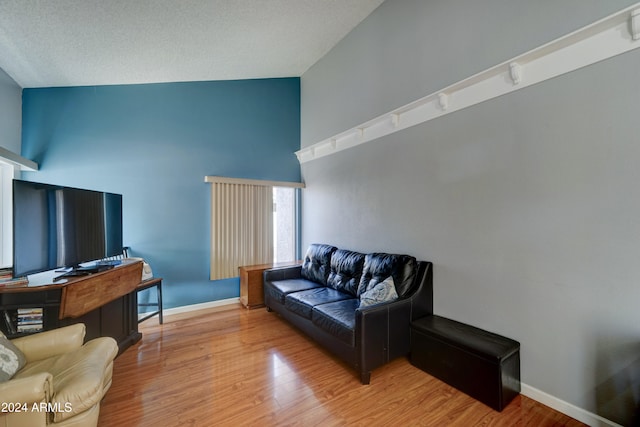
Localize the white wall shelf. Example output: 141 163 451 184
296 3 640 164
0 146 38 171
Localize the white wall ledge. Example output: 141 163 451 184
297 3 640 164
0 146 38 171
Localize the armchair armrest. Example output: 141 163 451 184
0 373 52 427
12 324 86 363
0 372 52 404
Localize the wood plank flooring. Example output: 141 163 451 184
98 305 585 426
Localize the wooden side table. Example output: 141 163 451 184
239 261 301 309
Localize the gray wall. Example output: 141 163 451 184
0 67 21 152
301 0 640 424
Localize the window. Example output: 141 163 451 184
0 149 37 269
273 186 297 263
0 162 15 268
206 176 303 280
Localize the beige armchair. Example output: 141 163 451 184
0 324 118 427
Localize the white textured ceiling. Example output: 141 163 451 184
0 0 384 88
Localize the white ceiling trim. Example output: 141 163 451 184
296 3 640 164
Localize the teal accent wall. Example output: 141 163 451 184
21 78 300 308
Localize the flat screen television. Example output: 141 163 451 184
12 180 123 278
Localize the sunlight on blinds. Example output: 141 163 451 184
210 182 273 280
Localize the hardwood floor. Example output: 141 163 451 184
99 305 585 426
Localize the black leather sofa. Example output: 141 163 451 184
263 243 433 384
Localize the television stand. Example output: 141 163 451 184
0 260 143 354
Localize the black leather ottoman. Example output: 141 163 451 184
410 315 520 411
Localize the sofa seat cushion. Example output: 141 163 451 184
266 279 324 304
14 336 118 423
312 299 359 346
284 288 353 319
326 249 365 296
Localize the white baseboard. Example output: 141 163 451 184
162 297 240 317
521 383 623 427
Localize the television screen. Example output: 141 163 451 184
12 180 123 277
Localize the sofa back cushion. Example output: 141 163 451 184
326 249 365 296
358 253 418 298
301 244 337 285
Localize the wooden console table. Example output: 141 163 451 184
0 260 143 354
239 261 302 309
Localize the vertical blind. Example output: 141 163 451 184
210 182 273 280
206 176 305 281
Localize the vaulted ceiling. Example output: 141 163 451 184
0 0 384 88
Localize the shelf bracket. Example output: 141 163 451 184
438 93 449 111
509 62 522 85
632 9 640 40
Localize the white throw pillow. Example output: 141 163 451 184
359 276 398 308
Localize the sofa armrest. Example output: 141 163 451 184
263 265 303 283
12 324 86 363
356 261 432 331
0 372 53 404
356 297 414 363
355 261 433 377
